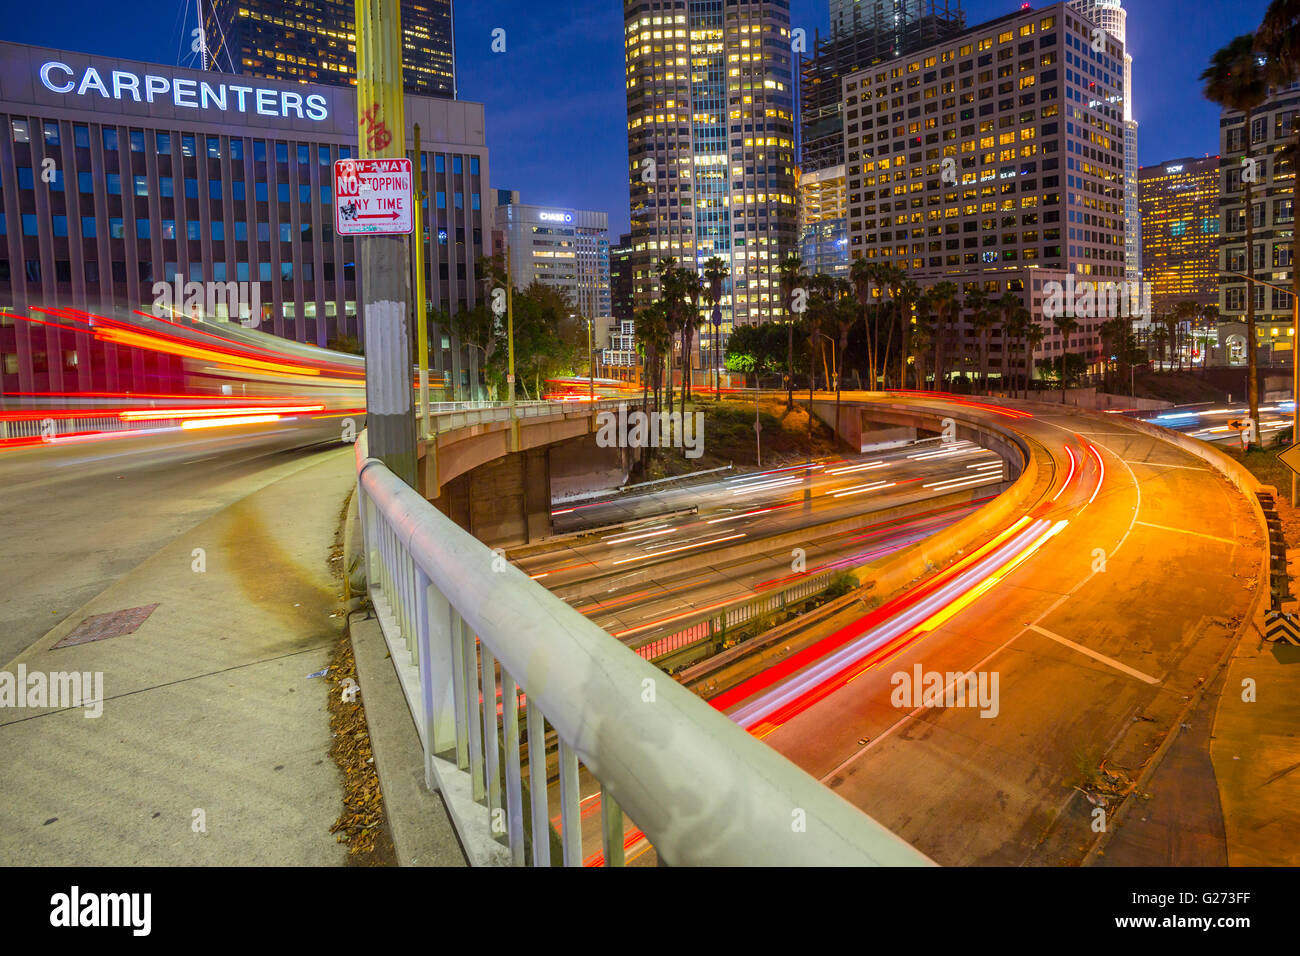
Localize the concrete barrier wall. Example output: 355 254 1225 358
853 430 1048 601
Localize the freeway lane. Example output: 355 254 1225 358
517 440 1009 595
0 423 350 664
719 393 1262 865
575 498 986 649
1136 400 1294 446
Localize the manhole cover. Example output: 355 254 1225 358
53 604 160 649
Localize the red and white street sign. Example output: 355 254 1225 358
334 158 414 236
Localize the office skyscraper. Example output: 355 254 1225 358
1138 157 1220 315
204 0 456 98
842 2 1129 382
1217 81 1300 363
624 0 798 352
802 0 965 173
1068 0 1137 280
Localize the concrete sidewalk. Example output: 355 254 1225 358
0 447 357 865
1210 617 1300 866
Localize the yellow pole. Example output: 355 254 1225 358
413 123 429 433
354 0 415 484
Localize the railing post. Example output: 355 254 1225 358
414 567 435 786
558 740 582 866
481 646 503 824
526 700 551 868
600 787 625 867
500 669 526 865
463 624 485 801
450 611 470 771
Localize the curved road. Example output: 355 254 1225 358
714 392 1263 865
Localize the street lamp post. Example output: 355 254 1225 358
812 329 838 439
1229 270 1299 504
581 314 594 405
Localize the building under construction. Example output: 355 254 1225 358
801 0 966 173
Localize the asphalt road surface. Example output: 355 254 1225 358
0 423 350 665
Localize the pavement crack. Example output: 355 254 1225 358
0 643 335 727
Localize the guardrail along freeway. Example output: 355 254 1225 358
353 428 934 867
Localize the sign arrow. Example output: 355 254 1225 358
358 211 402 220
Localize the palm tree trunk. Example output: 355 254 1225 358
786 320 794 408
1245 109 1260 449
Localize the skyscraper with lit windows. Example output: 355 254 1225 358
205 0 456 99
1067 0 1137 280
623 0 798 359
1138 157 1219 315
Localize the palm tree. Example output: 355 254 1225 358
1203 34 1271 449
1258 1 1300 366
913 290 936 388
702 256 728 399
1022 318 1045 399
1099 317 1129 392
966 288 995 394
1053 314 1080 401
1151 325 1170 367
634 301 669 412
831 277 855 422
879 264 906 388
929 282 960 391
995 293 1021 397
656 257 682 415
778 253 805 406
896 278 921 389
678 266 703 419
849 257 877 387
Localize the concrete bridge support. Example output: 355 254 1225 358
430 432 630 548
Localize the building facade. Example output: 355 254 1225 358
0 41 489 394
1138 156 1219 315
495 197 612 328
1217 81 1299 363
610 231 634 323
842 2 1129 383
205 0 456 98
1067 0 1137 281
798 163 849 279
624 0 798 359
802 0 966 174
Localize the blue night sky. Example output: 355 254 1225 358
4 0 1274 238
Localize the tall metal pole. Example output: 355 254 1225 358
355 0 415 486
506 244 516 407
413 122 429 436
1293 296 1298 506
587 317 594 404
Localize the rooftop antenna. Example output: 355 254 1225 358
198 0 208 71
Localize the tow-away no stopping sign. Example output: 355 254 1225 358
334 158 414 236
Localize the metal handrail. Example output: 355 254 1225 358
354 434 933 867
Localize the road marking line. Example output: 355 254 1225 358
1122 459 1210 471
819 591 1071 784
1026 623 1160 684
1135 521 1236 546
819 416 1150 784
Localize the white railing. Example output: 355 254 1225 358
354 432 934 867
